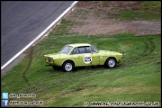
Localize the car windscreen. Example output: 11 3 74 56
60 46 73 54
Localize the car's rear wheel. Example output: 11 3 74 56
105 58 116 68
62 61 74 72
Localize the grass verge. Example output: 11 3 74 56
1 26 161 107
88 1 161 20
118 1 161 20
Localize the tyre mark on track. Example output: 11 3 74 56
120 38 156 68
22 46 35 86
142 38 155 57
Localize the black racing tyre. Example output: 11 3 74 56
105 58 117 68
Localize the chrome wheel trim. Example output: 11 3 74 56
108 59 115 68
65 63 72 71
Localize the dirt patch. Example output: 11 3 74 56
70 17 161 36
127 21 161 36
67 1 161 36
77 1 141 11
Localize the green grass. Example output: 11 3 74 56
99 1 161 20
118 10 161 20
117 1 161 20
141 1 161 11
74 1 161 20
1 27 161 107
1 3 161 106
118 10 160 20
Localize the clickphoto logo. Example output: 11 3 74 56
2 92 8 99
2 100 8 106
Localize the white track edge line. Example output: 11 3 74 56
1 1 78 70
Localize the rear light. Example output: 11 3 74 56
44 57 46 61
44 57 54 63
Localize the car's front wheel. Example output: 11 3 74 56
62 61 74 72
105 58 117 68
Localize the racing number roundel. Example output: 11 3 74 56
83 55 92 64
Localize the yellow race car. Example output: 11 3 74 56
44 43 123 72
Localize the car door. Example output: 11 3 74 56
71 46 100 66
90 46 100 65
77 46 100 66
70 47 87 66
91 53 100 66
77 46 92 66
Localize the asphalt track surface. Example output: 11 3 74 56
1 1 75 68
